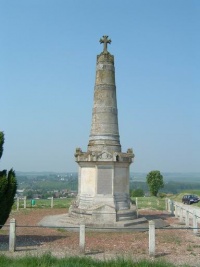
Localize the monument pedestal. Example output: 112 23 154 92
69 148 137 224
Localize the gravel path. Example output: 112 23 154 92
1 208 200 266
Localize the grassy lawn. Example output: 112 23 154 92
12 198 73 210
131 196 166 210
12 191 200 212
13 196 167 211
132 191 200 210
0 253 188 267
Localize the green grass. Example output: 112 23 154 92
12 198 73 210
13 196 167 211
131 197 166 210
13 191 200 212
0 253 190 267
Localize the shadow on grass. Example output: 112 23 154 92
0 234 68 252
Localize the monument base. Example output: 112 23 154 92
72 148 135 224
38 211 152 231
69 202 137 224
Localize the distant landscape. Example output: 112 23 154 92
15 171 200 199
131 172 200 195
132 172 200 183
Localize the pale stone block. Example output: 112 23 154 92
174 204 178 218
168 199 171 212
170 200 174 215
9 218 16 252
149 220 155 257
179 207 183 223
186 209 190 227
193 210 198 235
51 197 54 208
17 197 19 211
80 167 96 195
79 224 85 253
24 196 27 209
165 198 168 211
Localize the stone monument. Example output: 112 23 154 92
69 36 137 224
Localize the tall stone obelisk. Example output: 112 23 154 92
70 36 136 223
87 35 121 153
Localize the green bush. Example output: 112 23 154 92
131 188 144 197
0 132 17 228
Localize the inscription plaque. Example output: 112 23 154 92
97 166 112 194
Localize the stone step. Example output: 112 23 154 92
118 217 148 227
116 202 129 210
115 196 130 202
115 198 129 202
114 194 129 198
117 207 136 214
117 215 136 221
116 209 137 221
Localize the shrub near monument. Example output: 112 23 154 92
0 132 17 228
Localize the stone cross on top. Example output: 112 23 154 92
99 35 111 53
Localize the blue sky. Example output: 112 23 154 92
1 0 199 173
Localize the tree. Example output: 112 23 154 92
146 170 164 196
0 132 17 228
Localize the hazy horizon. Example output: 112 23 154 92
15 170 200 175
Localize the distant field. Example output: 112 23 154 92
131 172 200 183
180 190 200 196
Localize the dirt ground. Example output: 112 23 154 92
1 208 200 266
